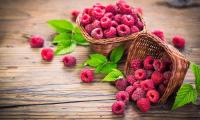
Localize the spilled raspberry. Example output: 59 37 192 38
126 75 136 85
116 91 129 104
80 69 94 83
146 90 160 103
151 71 164 85
62 55 76 67
131 87 145 101
112 101 125 115
41 48 54 61
29 35 44 48
137 98 151 112
115 78 128 91
172 35 186 49
141 79 155 91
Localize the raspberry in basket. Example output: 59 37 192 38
100 16 112 29
91 28 103 39
92 7 105 20
85 24 93 34
104 12 114 19
105 4 117 14
153 59 166 72
151 30 165 41
144 56 154 70
111 20 118 28
131 87 145 101
104 27 117 38
134 69 147 80
130 59 142 70
114 14 122 24
151 71 164 85
131 26 139 33
141 79 155 91
80 14 92 26
122 15 135 27
117 24 131 37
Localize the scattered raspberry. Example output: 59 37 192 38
100 16 112 29
134 69 147 80
114 14 122 24
151 71 164 85
131 26 140 33
136 20 144 30
146 90 160 103
105 4 117 14
83 8 93 16
104 12 114 19
91 20 101 28
85 24 93 34
71 10 80 21
91 28 103 39
116 91 129 104
41 48 54 61
130 59 142 70
104 27 117 38
112 101 125 115
144 56 154 70
134 7 143 15
81 14 92 26
115 78 128 91
151 30 165 41
131 87 145 101
29 35 44 48
62 55 76 67
121 15 135 26
137 98 151 112
172 35 186 49
153 59 166 72
92 7 105 20
117 24 131 37
146 70 153 79
111 21 118 28
125 85 136 97
80 69 94 83
141 79 155 91
126 75 136 85
163 71 171 80
158 84 166 95
118 3 132 14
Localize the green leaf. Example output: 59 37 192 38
172 84 197 110
191 63 200 95
85 54 107 67
102 69 124 82
110 45 125 63
55 41 76 55
73 26 81 34
53 33 71 44
73 33 89 46
47 20 74 33
95 62 117 74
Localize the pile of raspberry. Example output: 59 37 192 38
112 55 172 114
80 0 144 39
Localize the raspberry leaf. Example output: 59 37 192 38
110 45 125 63
191 63 200 95
102 69 124 82
53 33 71 44
72 33 89 46
85 54 108 67
172 84 197 110
95 62 117 74
48 20 74 33
55 41 76 55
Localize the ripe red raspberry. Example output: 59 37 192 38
131 26 140 33
115 78 128 91
158 84 166 95
151 30 165 41
146 70 153 79
121 15 135 27
29 35 44 48
112 101 125 115
111 21 118 28
136 20 144 30
80 69 94 83
100 16 112 29
92 7 105 20
116 0 126 7
104 12 114 19
104 27 117 38
93 3 105 9
130 59 142 70
144 56 154 70
91 28 103 39
116 91 129 104
134 7 143 15
172 35 186 49
62 55 76 67
141 79 155 91
133 81 141 88
126 75 136 85
153 59 166 72
131 87 145 101
118 3 132 14
83 8 93 16
114 14 122 24
125 85 136 97
41 48 54 61
137 98 151 112
134 69 147 80
117 24 131 37
105 4 117 14
146 90 160 103
80 14 92 26
163 71 171 80
71 10 80 21
85 24 93 34
151 71 164 85
91 20 101 28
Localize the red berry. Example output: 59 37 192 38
125 85 136 97
172 35 185 49
151 30 165 41
41 48 54 61
71 10 80 21
29 35 44 48
111 21 118 28
62 55 76 67
137 98 151 112
81 14 92 26
146 90 160 103
104 12 114 19
80 69 94 83
130 59 142 70
91 28 103 39
116 91 129 104
134 7 143 15
126 75 136 85
92 20 101 28
105 4 117 14
136 20 144 30
114 14 122 24
115 78 128 91
146 70 153 79
134 69 147 80
133 81 141 88
117 24 131 37
131 87 145 101
153 59 166 72
118 3 132 14
92 7 105 20
85 24 93 34
144 56 154 70
122 15 135 27
100 16 112 29
151 71 164 85
141 79 155 91
112 101 125 115
83 8 93 16
131 26 140 33
104 27 117 38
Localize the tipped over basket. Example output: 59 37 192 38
124 32 190 104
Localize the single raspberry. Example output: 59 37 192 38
122 15 135 27
131 26 140 33
151 71 164 85
100 16 112 29
144 56 154 70
146 90 160 103
29 35 44 48
91 28 103 39
126 75 136 85
137 98 151 112
172 35 186 49
130 59 142 70
151 30 165 41
93 3 105 10
134 7 143 15
91 20 101 28
133 81 141 88
136 20 144 30
41 48 54 61
104 12 113 19
153 59 166 72
117 24 131 37
85 24 93 34
71 10 80 21
111 21 118 28
134 69 147 80
118 3 132 14
92 7 105 20
62 55 76 67
146 70 153 79
116 0 126 7
115 78 128 91
83 8 93 16
158 84 166 95
112 101 125 115
116 91 129 104
141 79 155 91
114 14 122 24
163 71 171 80
131 87 145 101
105 4 117 14
80 69 94 83
80 14 92 26
104 27 117 38
125 85 136 97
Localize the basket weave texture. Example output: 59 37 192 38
124 32 190 104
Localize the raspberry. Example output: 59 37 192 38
151 30 165 41
134 69 147 80
105 4 117 14
131 26 140 33
118 3 132 14
83 8 93 16
141 79 155 91
133 81 141 88
62 55 76 67
153 59 166 72
130 59 142 70
85 24 93 34
111 21 118 28
117 24 131 37
151 71 164 85
114 14 122 24
136 20 144 30
126 75 136 85
104 27 117 38
158 84 166 95
71 10 80 21
115 78 128 91
163 71 171 80
116 91 129 104
146 70 153 79
137 98 150 112
91 28 103 39
125 85 136 97
93 3 105 10
172 35 186 49
146 90 160 103
92 7 105 20
91 20 101 28
144 56 154 70
112 101 125 115
121 15 135 27
80 69 94 83
29 35 44 48
100 16 112 29
81 14 92 26
131 87 145 101
134 7 143 15
104 12 113 19
116 0 126 7
41 48 54 61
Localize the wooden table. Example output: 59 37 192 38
0 0 200 119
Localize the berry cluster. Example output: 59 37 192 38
80 0 144 39
112 55 172 114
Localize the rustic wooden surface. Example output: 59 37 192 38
0 0 200 119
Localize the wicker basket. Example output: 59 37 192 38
76 14 146 56
124 32 190 104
